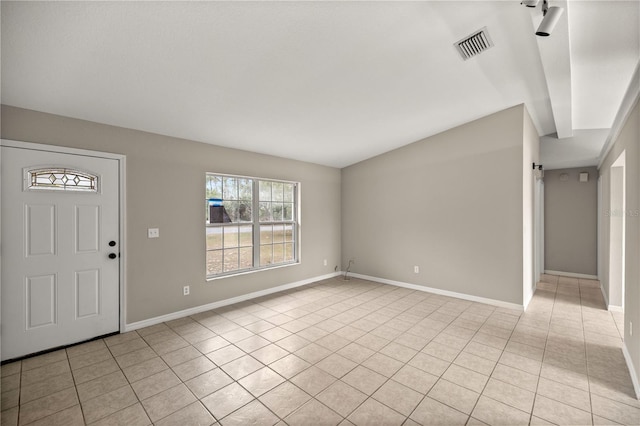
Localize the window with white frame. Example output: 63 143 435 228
205 173 298 278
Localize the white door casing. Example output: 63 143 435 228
1 144 121 360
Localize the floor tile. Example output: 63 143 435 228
122 357 169 383
141 383 197 422
269 354 311 379
341 366 387 395
361 352 403 377
17 387 79 425
294 342 333 364
76 370 129 403
490 363 538 392
161 345 202 367
25 405 84 426
206 345 245 366
154 401 214 426
442 363 489 393
81 385 137 424
131 369 182 401
172 355 215 381
372 380 423 416
259 382 311 418
591 394 640 425
536 376 591 412
316 381 367 417
471 396 530 426
482 377 535 413
454 351 497 376
422 341 462 362
532 394 593 425
238 367 286 397
336 343 375 364
219 354 264 380
316 353 357 378
409 397 469 425
347 398 405 426
185 367 234 399
285 399 343 426
290 366 337 396
90 403 151 426
408 352 450 376
201 382 254 419
428 379 479 415
219 399 279 426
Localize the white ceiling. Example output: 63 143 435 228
1 1 638 168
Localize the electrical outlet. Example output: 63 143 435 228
630 322 633 336
414 266 420 274
323 259 328 266
183 286 190 296
148 228 159 238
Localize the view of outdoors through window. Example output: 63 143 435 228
206 174 297 277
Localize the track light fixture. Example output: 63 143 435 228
522 0 564 37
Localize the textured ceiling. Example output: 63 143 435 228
1 1 638 168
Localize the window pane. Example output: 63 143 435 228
260 225 273 245
272 203 284 221
224 177 238 200
224 201 239 222
207 250 223 275
259 202 272 222
224 249 239 272
259 181 272 201
273 224 284 243
273 182 284 201
224 226 239 248
273 243 285 263
238 202 252 222
260 245 273 266
239 225 253 247
206 227 223 250
206 175 223 199
284 224 294 242
284 243 294 262
238 178 252 200
239 247 253 269
283 203 293 221
283 183 294 202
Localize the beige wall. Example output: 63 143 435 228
543 166 598 276
1 105 342 324
341 105 536 306
599 99 640 390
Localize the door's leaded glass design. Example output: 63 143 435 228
28 168 98 192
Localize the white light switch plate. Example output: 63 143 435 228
148 228 159 238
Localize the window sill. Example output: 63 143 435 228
206 260 300 282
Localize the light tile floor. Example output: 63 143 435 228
1 275 639 425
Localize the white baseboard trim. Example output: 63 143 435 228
349 273 524 312
608 305 624 313
544 270 598 280
622 343 640 400
124 272 341 332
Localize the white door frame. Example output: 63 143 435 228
0 139 127 334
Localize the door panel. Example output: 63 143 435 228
26 274 57 329
1 145 120 360
75 269 100 318
26 204 56 256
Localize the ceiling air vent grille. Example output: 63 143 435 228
455 27 493 60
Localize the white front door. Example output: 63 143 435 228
1 145 120 360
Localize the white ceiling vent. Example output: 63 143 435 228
455 27 494 60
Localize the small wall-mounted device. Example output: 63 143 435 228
579 172 589 182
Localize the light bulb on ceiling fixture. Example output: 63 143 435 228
535 0 564 36
521 0 540 7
